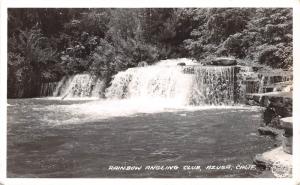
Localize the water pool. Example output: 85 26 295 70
7 99 277 178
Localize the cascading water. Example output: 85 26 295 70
189 66 236 105
40 58 239 106
41 74 105 99
42 58 246 124
105 66 194 106
53 76 74 97
60 74 98 98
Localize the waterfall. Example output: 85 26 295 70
40 82 58 97
105 66 194 106
105 59 238 106
59 74 97 98
44 59 243 122
40 74 105 99
189 66 236 105
37 59 294 122
53 76 74 97
39 58 239 106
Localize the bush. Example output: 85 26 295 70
257 44 292 69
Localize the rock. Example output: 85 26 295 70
253 147 292 178
253 154 269 169
245 92 292 125
279 117 293 130
138 61 148 67
177 62 186 66
263 81 293 93
258 126 283 136
279 117 293 154
246 99 260 106
207 57 237 66
262 108 277 126
182 66 195 74
282 135 292 154
282 85 293 92
252 66 264 72
258 72 293 86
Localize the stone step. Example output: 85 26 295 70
280 117 293 130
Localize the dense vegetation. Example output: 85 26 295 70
8 8 292 98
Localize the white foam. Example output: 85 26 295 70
43 98 260 126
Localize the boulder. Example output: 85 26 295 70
207 57 237 66
253 146 292 177
177 62 186 66
246 92 292 119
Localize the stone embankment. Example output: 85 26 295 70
253 117 293 178
243 68 293 178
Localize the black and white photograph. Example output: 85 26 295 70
1 1 299 183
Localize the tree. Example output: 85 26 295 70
8 27 58 97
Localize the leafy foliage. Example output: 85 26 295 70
8 26 58 97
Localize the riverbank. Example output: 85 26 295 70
244 71 293 177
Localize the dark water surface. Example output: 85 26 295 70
7 99 277 178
